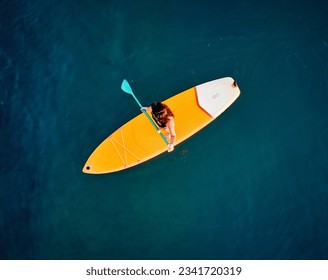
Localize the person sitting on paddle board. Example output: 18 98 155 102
142 102 176 152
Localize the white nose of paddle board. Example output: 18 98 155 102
196 77 239 118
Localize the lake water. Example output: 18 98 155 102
1 0 328 259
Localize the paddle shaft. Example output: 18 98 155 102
124 84 169 145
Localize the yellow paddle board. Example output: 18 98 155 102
83 77 240 174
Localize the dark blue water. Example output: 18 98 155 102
1 0 328 259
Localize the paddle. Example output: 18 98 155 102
121 79 169 145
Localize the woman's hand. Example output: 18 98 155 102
140 106 150 112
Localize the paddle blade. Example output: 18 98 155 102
121 79 133 94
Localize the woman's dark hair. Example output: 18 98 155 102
151 102 174 128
